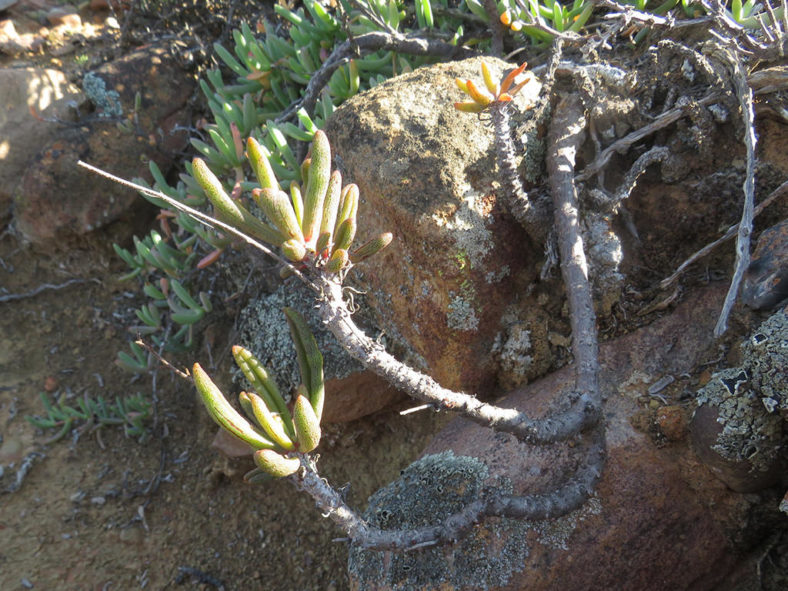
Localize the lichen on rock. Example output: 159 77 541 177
238 284 363 396
691 306 787 491
81 72 122 118
348 450 529 591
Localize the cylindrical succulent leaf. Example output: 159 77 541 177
351 232 393 263
319 170 343 247
454 101 485 113
499 62 528 95
333 218 356 252
301 130 331 247
315 231 331 257
192 363 276 450
247 137 279 190
283 308 324 419
192 158 285 246
300 157 311 183
231 345 293 434
293 392 321 452
325 248 349 274
281 238 307 262
245 391 295 451
252 187 304 242
253 449 300 478
464 79 493 106
336 183 358 225
480 61 499 96
289 180 304 226
238 390 257 423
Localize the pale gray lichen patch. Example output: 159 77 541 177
492 324 534 389
237 285 362 397
82 72 122 118
529 495 602 551
695 307 787 474
348 451 529 591
432 187 493 269
696 368 783 472
740 308 787 415
447 288 479 332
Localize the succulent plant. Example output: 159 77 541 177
192 129 392 277
192 307 325 479
454 60 538 112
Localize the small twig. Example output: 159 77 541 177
134 339 191 381
0 278 98 303
660 179 787 289
575 90 726 182
399 403 432 415
714 48 758 337
277 31 476 123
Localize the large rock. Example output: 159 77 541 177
349 284 773 590
0 67 82 219
12 45 193 244
325 57 548 396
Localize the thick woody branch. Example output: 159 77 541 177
546 94 601 407
294 427 605 551
317 276 600 444
490 103 550 244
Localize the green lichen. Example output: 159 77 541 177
82 72 122 118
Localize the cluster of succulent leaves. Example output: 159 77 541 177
193 308 325 479
193 129 392 276
454 60 538 111
26 392 151 444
